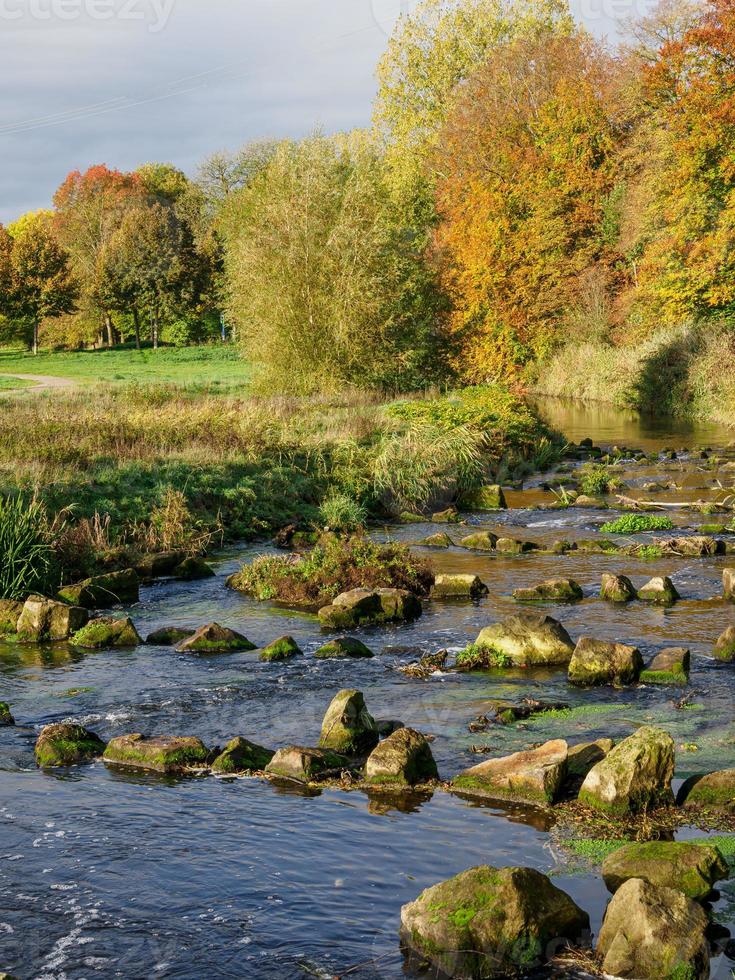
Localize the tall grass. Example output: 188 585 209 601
0 495 56 600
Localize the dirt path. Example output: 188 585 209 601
0 373 76 391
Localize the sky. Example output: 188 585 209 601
0 0 654 223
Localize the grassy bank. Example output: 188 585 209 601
535 323 735 427
0 382 557 580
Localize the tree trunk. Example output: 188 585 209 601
151 309 159 350
132 308 142 351
104 313 114 348
32 321 39 356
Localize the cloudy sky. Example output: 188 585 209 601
0 0 650 222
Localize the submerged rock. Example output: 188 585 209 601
724 567 735 601
72 616 142 649
640 647 690 685
459 531 498 551
35 722 105 767
103 734 209 773
637 576 680 605
512 578 583 602
596 878 709 980
713 625 735 662
457 484 507 510
453 739 568 806
314 637 374 659
318 689 378 756
0 702 14 726
495 537 537 554
474 613 575 667
0 599 22 635
400 865 589 979
578 725 675 815
568 637 643 687
16 596 88 643
146 626 195 646
415 532 453 548
600 573 636 603
677 768 735 809
134 550 187 580
175 623 256 654
265 745 349 782
365 728 438 786
259 635 302 662
211 736 274 774
601 841 728 901
172 557 215 580
58 568 139 609
431 574 488 600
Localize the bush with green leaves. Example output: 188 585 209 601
600 513 675 534
578 463 621 496
318 493 367 533
0 495 57 600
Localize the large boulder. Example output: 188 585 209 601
713 626 735 662
431 574 488 600
211 737 274 774
103 734 209 773
259 635 302 662
512 578 583 602
567 637 643 687
365 728 438 787
0 599 22 635
318 689 378 756
58 568 139 609
724 567 735 601
175 623 256 654
601 841 728 901
459 531 498 551
265 745 349 782
35 722 105 767
637 576 680 605
640 647 690 685
566 738 614 781
400 865 589 979
314 637 373 659
474 614 575 667
71 616 142 649
677 768 735 809
458 484 507 510
318 588 421 628
0 702 14 726
578 726 675 815
600 573 636 603
596 878 709 979
453 739 568 806
16 596 88 643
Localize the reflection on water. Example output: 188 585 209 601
1 401 735 978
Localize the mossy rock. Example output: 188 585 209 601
576 539 619 554
512 578 583 603
601 841 728 901
103 734 209 773
495 538 537 554
431 506 461 523
58 568 139 609
677 768 735 809
431 574 489 600
319 688 378 756
17 596 88 643
637 576 680 605
314 637 374 659
134 550 187 580
415 532 453 548
458 484 507 511
35 722 105 767
0 599 22 636
318 588 421 628
259 635 302 662
600 573 636 603
173 557 216 581
265 745 349 782
568 637 643 688
365 727 438 787
724 567 735 602
146 626 195 646
474 613 575 667
72 616 142 650
453 739 568 806
459 531 498 552
566 739 614 781
175 622 256 654
0 702 14 726
578 725 675 816
640 647 690 686
400 865 589 979
397 511 424 524
211 736 274 774
713 626 735 662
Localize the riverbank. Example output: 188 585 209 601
0 382 558 581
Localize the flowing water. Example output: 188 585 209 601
2 398 735 979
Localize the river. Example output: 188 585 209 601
1 399 734 979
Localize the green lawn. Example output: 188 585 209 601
0 375 36 390
0 345 251 390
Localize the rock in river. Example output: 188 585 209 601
0 702 14 726
566 738 614 781
567 637 643 687
318 689 379 756
211 737 274 774
57 568 140 609
640 646 690 685
16 595 88 643
0 599 22 635
176 623 256 654
713 625 735 662
146 626 195 646
172 557 215 580
365 728 438 787
637 576 680 605
314 637 373 659
600 573 636 603
35 722 105 767
453 739 568 806
601 840 728 901
474 613 575 667
457 484 507 510
103 734 209 773
259 635 302 662
400 865 589 979
265 745 349 782
596 877 709 979
416 532 453 548
459 531 498 551
431 574 489 599
318 587 421 628
677 768 735 809
578 725 675 815
724 566 735 601
512 578 583 602
72 616 142 649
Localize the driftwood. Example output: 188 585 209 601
615 494 732 511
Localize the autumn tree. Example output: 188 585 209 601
433 31 621 380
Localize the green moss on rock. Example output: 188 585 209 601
35 722 105 767
259 635 302 662
211 736 274 774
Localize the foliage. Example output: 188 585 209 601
578 463 622 496
600 513 675 533
0 495 57 599
318 493 367 533
228 535 434 606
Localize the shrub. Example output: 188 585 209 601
0 495 57 599
600 514 674 534
318 493 367 533
578 464 621 496
228 535 433 606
